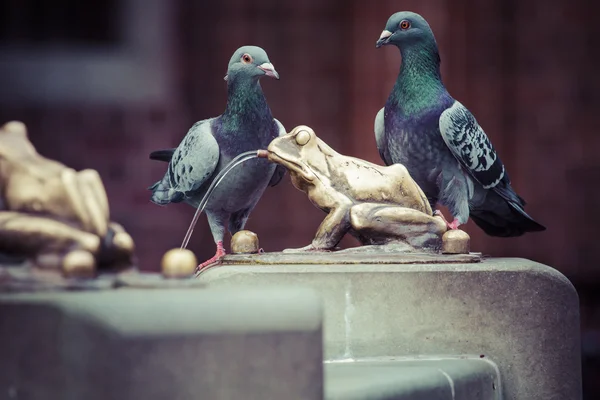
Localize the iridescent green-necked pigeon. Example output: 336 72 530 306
149 46 286 269
374 12 545 236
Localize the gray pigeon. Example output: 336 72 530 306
149 45 287 269
375 12 545 237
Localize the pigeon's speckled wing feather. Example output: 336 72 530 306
374 107 393 165
168 118 220 194
439 101 505 190
268 119 288 187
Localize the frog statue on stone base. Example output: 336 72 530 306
258 125 451 253
0 121 135 279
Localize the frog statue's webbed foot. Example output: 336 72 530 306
282 244 332 253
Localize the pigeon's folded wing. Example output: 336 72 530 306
168 118 220 194
268 118 288 187
439 101 506 190
374 107 393 166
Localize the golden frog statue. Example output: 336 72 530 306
259 125 448 252
0 121 135 277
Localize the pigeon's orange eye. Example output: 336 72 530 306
400 20 411 30
241 54 253 64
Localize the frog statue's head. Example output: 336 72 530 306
261 125 337 183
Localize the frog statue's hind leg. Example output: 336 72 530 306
349 203 448 250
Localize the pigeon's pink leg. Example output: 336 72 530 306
447 219 461 230
433 210 461 230
197 241 226 271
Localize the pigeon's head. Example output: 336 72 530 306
224 46 279 82
375 12 437 50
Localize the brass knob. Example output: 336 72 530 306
161 248 197 278
442 229 470 254
231 230 259 254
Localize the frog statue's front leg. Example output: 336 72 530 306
284 202 353 253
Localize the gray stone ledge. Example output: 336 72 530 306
199 257 582 400
0 287 324 400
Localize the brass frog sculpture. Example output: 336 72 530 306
0 121 135 277
259 125 448 252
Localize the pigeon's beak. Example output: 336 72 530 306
376 30 393 48
258 63 280 80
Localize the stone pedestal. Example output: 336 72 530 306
199 256 582 400
0 287 323 400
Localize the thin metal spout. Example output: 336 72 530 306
257 149 269 159
180 150 260 250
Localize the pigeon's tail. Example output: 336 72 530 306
470 186 546 237
148 175 184 205
149 148 175 163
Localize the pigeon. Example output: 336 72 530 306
149 45 287 269
374 12 545 237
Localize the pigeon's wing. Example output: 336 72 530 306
168 118 220 194
374 107 393 165
268 119 288 187
439 101 506 190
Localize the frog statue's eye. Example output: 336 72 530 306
295 129 311 146
399 20 411 30
241 53 253 64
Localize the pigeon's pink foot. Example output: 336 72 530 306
447 218 461 230
196 241 226 272
433 210 461 230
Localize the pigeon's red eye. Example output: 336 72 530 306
241 54 253 64
400 20 411 30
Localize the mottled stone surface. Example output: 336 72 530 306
0 268 207 292
199 257 582 400
216 250 481 268
0 287 324 400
